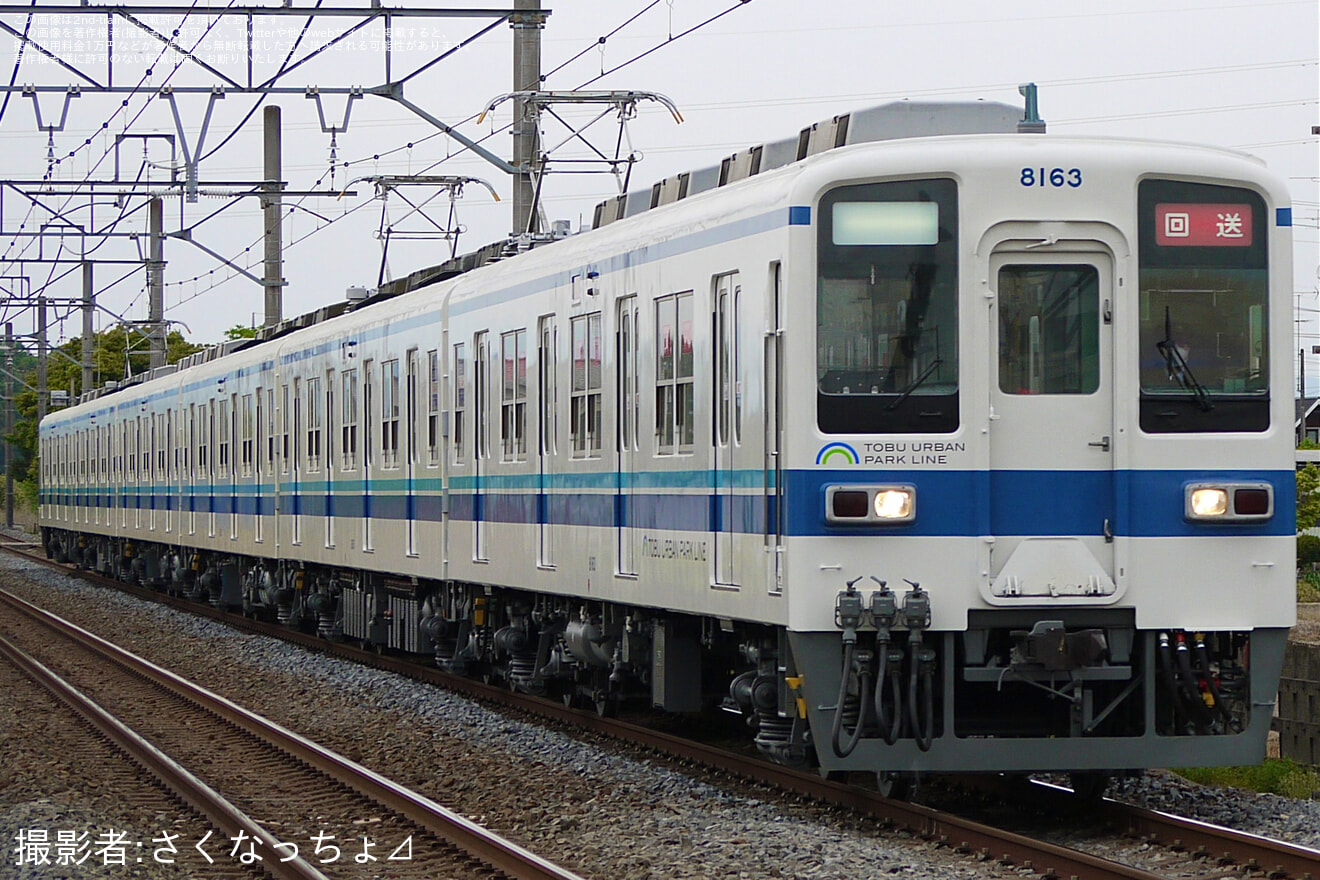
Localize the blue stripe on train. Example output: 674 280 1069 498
39 468 1295 538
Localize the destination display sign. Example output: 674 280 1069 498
1155 203 1254 247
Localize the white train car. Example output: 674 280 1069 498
40 101 1296 789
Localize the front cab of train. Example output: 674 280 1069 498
779 139 1295 785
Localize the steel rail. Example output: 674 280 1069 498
0 631 332 880
0 583 588 880
1026 779 1320 880
7 541 1313 880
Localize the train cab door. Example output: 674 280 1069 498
713 273 742 588
987 249 1117 597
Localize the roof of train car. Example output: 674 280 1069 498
41 106 1284 434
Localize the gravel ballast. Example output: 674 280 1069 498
3 547 1319 879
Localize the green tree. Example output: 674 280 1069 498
1297 463 1320 533
225 324 257 340
4 326 201 506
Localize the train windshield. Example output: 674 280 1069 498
816 178 959 433
1137 180 1269 432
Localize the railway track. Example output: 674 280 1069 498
5 538 1319 880
0 575 587 880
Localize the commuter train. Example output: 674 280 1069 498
38 100 1297 792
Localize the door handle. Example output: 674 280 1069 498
1088 436 1111 452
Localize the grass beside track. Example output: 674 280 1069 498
1176 759 1320 799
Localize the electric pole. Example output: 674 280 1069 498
148 197 166 369
263 105 284 328
511 0 543 235
82 260 94 394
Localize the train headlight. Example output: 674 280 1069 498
1189 488 1228 518
1184 482 1273 522
874 489 914 520
826 485 916 524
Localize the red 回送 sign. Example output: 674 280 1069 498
1155 203 1253 247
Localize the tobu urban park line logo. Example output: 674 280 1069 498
816 442 859 466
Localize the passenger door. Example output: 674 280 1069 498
538 317 558 568
988 251 1116 596
712 273 741 588
615 299 639 576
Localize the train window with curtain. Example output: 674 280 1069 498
265 388 276 476
427 350 441 466
475 333 490 460
201 402 212 474
341 369 358 470
363 360 374 469
325 370 336 472
305 377 322 472
571 313 603 457
817 177 959 433
242 394 254 475
217 397 230 477
382 360 400 468
136 420 145 479
1137 179 1269 432
998 265 1100 394
255 388 264 476
280 385 290 473
538 317 558 457
452 344 466 465
655 293 694 453
501 329 527 462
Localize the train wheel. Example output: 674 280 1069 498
876 772 914 800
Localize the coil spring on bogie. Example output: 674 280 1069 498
507 650 542 693
277 604 292 626
433 638 459 666
754 711 793 748
317 612 335 640
508 651 536 681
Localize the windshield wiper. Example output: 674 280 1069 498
1155 306 1214 412
887 358 943 410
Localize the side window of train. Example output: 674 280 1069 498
452 343 466 465
325 369 336 470
816 178 959 433
362 360 374 469
501 329 527 462
655 293 694 454
200 401 211 475
570 312 603 458
537 317 558 457
242 394 254 476
474 333 490 461
280 384 291 473
305 376 322 472
342 368 358 471
381 359 400 468
714 273 742 447
265 388 276 476
426 350 441 466
217 396 229 477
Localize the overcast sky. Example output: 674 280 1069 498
0 0 1315 380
